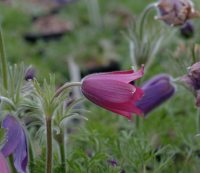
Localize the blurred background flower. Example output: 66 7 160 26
155 0 200 26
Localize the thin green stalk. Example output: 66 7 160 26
145 36 163 73
197 109 200 134
191 44 196 64
28 135 35 171
139 3 156 39
58 133 66 172
129 40 138 69
85 0 102 28
9 156 17 173
143 165 146 173
53 82 82 99
46 116 53 173
0 28 8 90
135 116 140 130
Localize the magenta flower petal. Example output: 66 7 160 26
81 67 144 119
85 65 144 83
136 74 175 115
1 115 28 173
0 153 10 173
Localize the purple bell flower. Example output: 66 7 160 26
1 115 28 173
136 74 175 115
0 152 10 173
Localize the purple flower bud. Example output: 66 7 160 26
25 66 35 81
155 0 200 26
107 159 118 167
136 74 175 115
180 22 194 39
1 115 28 173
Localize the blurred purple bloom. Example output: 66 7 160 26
1 115 28 173
155 0 200 26
107 159 118 167
180 22 194 39
136 74 175 115
25 66 35 81
0 153 10 173
181 61 200 107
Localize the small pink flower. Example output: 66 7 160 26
81 66 144 119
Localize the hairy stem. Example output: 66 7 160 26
0 28 8 90
9 156 17 173
85 0 102 28
135 116 140 130
53 82 82 99
197 109 200 134
28 135 35 171
139 3 156 39
46 116 53 173
129 40 138 69
58 133 66 172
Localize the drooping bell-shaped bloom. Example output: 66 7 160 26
155 0 200 26
181 61 200 107
136 74 175 115
1 115 28 173
81 66 144 119
0 153 10 173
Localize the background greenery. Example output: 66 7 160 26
1 0 200 172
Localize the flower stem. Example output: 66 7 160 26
53 82 82 98
46 116 53 173
28 135 35 171
129 40 138 69
58 133 66 172
135 116 140 129
0 28 8 90
85 0 102 28
197 109 200 134
9 156 17 173
139 3 156 39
